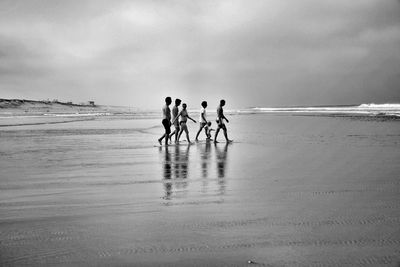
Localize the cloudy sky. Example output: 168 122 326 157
0 0 399 109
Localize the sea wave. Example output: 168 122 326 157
238 103 400 118
2 103 399 120
0 111 159 119
43 112 113 117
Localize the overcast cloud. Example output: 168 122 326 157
0 0 399 109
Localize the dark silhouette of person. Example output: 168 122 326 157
214 99 232 143
158 97 172 146
169 98 182 143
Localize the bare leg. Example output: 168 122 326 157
158 134 165 145
175 127 180 143
214 128 220 143
177 128 184 143
164 132 169 146
159 120 170 145
223 128 232 142
195 124 205 141
185 128 191 143
169 131 175 141
165 129 170 146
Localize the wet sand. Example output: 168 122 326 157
1 114 399 266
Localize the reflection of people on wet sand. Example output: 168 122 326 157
172 103 196 144
215 143 230 195
214 99 233 143
161 146 172 200
173 145 180 179
175 145 190 195
158 97 172 146
176 144 190 179
200 141 212 179
161 143 191 200
200 141 212 193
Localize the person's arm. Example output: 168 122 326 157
171 111 181 125
224 115 229 123
188 115 196 123
221 110 229 123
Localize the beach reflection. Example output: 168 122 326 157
160 142 230 201
200 141 212 193
215 143 229 195
161 146 172 200
161 145 191 200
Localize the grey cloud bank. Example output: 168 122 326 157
0 0 399 109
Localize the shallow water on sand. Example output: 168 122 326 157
1 114 400 266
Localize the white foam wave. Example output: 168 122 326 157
358 103 400 109
239 103 400 117
43 112 113 117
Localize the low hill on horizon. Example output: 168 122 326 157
0 98 144 116
0 98 96 108
0 98 103 115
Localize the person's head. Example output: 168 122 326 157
201 101 207 108
165 97 172 105
220 99 226 106
175 98 181 106
182 103 187 109
207 121 212 127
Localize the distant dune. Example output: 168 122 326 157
0 98 100 115
0 99 146 118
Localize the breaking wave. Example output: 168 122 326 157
239 103 400 118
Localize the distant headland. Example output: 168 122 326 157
0 98 103 116
0 98 96 109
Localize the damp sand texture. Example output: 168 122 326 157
1 114 400 266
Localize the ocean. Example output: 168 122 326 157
1 103 399 128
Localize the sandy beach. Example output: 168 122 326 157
1 113 399 266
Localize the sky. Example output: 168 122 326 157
0 0 399 109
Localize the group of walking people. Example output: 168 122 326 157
158 97 232 146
